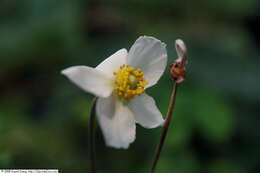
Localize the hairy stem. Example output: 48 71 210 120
150 83 178 173
89 97 97 173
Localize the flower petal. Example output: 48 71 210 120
129 93 164 128
96 48 127 78
127 36 167 88
96 96 136 149
61 66 113 97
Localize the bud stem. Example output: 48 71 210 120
150 83 179 173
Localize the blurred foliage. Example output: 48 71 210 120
0 0 260 172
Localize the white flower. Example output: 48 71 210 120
61 36 167 149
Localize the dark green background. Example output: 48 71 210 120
1 0 260 172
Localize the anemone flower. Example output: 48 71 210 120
62 36 167 149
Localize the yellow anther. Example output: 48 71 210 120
113 64 148 99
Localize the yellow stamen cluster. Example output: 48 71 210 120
113 64 148 99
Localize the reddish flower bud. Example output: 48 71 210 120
170 39 187 84
170 61 186 83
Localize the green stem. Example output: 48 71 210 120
89 97 97 173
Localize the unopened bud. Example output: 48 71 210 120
170 62 186 83
170 39 187 83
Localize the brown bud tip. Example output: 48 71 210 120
170 61 186 83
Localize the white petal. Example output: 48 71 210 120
96 96 136 149
127 36 167 88
96 48 127 78
129 93 164 128
61 66 113 97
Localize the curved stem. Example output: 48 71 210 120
150 83 178 173
89 97 97 173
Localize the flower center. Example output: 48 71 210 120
113 64 148 99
